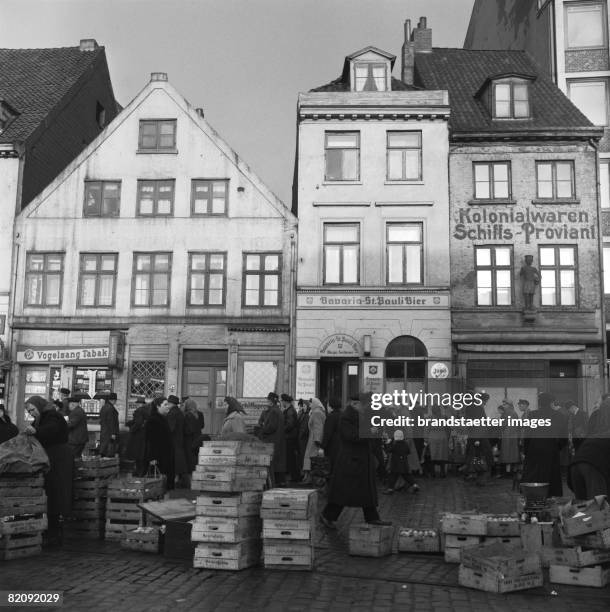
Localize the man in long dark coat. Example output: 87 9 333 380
99 393 120 457
257 392 286 486
281 394 299 482
320 392 390 528
165 395 189 488
126 400 150 476
67 397 89 458
321 396 342 474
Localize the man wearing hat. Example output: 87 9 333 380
320 392 391 528
67 395 89 458
281 393 299 482
165 395 190 488
99 393 120 457
257 392 286 486
58 388 71 417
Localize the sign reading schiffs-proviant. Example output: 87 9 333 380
298 293 448 308
17 345 109 364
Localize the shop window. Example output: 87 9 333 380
191 179 228 215
188 252 226 306
242 361 278 398
78 253 118 307
473 162 511 200
243 252 281 307
137 179 175 216
565 2 606 49
385 336 427 358
475 246 513 306
130 360 166 399
536 161 575 200
25 252 64 307
539 245 577 306
386 223 423 284
324 132 359 181
353 62 387 91
132 252 172 307
83 181 120 217
387 132 422 181
138 119 176 151
323 223 360 285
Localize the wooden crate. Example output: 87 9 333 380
262 518 315 540
0 515 47 536
199 440 273 457
73 477 114 498
573 528 610 550
72 498 106 512
106 499 144 521
484 536 521 546
549 564 610 588
441 513 487 536
191 516 261 543
194 539 261 570
0 475 44 498
263 539 314 570
486 515 520 537
75 458 120 479
121 527 160 553
196 492 262 518
104 518 140 541
398 529 441 553
444 547 463 563
460 542 541 577
560 499 610 537
543 546 610 568
107 477 165 500
520 522 554 553
348 524 393 558
0 544 42 561
0 494 47 517
261 489 317 520
444 534 485 548
193 465 269 483
458 565 543 593
0 532 43 550
191 477 267 493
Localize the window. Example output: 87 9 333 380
138 119 176 151
25 253 64 307
604 245 610 294
353 63 387 91
387 132 422 181
325 132 359 181
83 181 121 217
565 2 606 48
473 162 511 200
191 180 228 215
601 160 610 209
323 223 360 285
137 180 175 216
130 360 166 398
475 246 512 306
188 252 226 306
540 246 577 306
568 79 608 126
536 161 575 199
386 223 423 284
493 80 530 118
78 253 118 307
243 253 281 307
132 253 172 307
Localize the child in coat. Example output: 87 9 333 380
383 430 420 494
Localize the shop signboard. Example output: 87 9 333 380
363 362 383 393
319 334 361 357
295 361 316 400
298 292 449 309
16 345 109 364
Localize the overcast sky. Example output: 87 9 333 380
1 0 475 204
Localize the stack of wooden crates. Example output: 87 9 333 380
191 440 273 570
261 489 317 570
66 456 119 540
104 476 165 541
348 523 394 558
0 473 47 560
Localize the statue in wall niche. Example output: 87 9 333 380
520 255 540 311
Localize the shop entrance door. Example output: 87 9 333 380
549 361 579 406
182 365 227 434
318 360 360 408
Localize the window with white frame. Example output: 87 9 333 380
475 246 512 306
132 253 172 307
323 223 360 285
78 253 118 307
25 253 64 307
188 252 226 306
386 223 423 285
324 132 359 181
539 246 577 306
243 253 281 307
353 63 387 92
536 161 575 199
137 180 175 216
493 79 530 118
568 79 609 126
473 162 511 200
138 119 176 151
191 180 228 215
387 132 422 181
83 181 120 217
565 2 607 49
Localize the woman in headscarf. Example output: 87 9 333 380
221 396 246 436
0 404 18 444
24 395 73 543
144 397 175 490
302 397 326 483
183 398 204 471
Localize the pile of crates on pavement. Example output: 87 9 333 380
262 489 317 570
65 456 119 540
0 473 47 560
104 476 165 541
192 439 273 570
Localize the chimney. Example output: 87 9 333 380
413 16 432 54
401 19 415 85
150 72 168 82
79 39 98 52
195 107 204 118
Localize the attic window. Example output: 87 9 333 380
353 63 387 92
0 101 17 134
493 79 530 119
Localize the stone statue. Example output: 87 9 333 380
519 255 539 311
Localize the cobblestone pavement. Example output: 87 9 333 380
1 476 609 611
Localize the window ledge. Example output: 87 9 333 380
384 180 424 186
531 199 580 205
136 149 178 155
566 46 608 52
468 199 516 206
322 181 363 186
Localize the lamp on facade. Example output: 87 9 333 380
363 335 372 356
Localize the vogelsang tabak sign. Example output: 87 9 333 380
17 345 110 364
453 206 596 244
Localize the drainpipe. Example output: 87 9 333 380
288 229 297 393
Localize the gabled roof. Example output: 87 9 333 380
0 45 106 143
345 46 396 64
414 48 600 136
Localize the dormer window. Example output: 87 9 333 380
354 63 387 92
493 79 530 119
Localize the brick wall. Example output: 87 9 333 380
565 49 610 72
